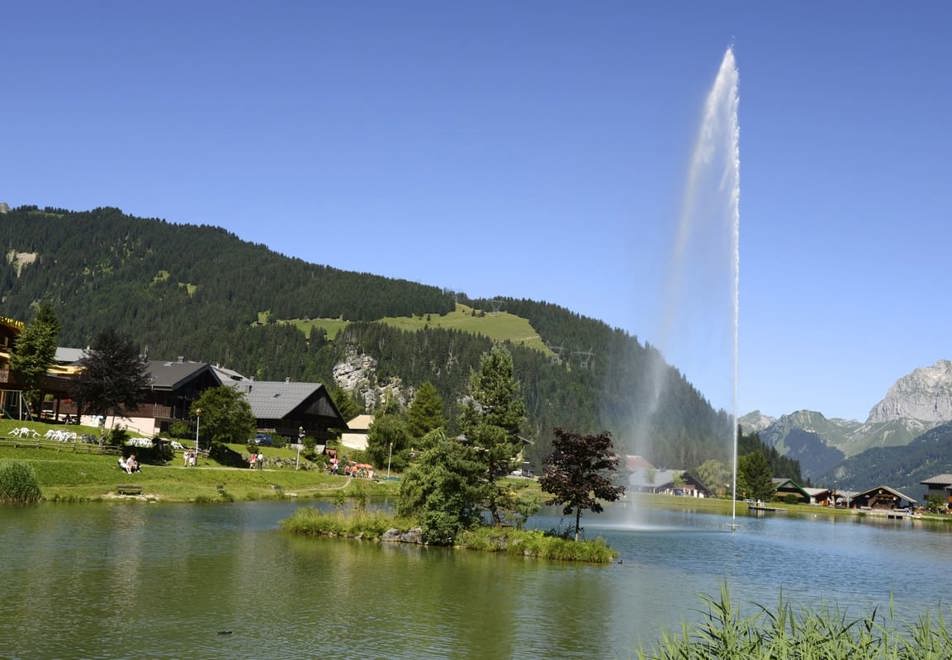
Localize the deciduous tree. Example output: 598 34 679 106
190 386 256 447
540 428 625 541
366 414 411 472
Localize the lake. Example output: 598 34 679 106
2 501 951 658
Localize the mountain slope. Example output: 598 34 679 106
820 423 952 496
1 205 734 469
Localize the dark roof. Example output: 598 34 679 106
146 360 220 391
772 478 810 497
229 380 344 424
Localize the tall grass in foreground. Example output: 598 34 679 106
0 460 42 503
641 585 952 659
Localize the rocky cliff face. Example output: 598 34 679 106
867 360 952 424
332 347 410 411
738 410 776 434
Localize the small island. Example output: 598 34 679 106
283 348 625 563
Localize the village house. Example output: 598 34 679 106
771 478 811 503
628 466 710 498
227 378 347 444
920 474 952 509
71 359 222 436
339 414 373 451
848 485 918 511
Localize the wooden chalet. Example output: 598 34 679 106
629 468 710 498
229 379 347 443
66 359 223 436
920 474 952 509
802 487 831 506
0 316 27 416
771 478 811 503
849 485 918 511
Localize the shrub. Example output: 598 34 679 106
122 440 173 465
107 426 130 447
208 442 246 468
168 421 192 439
0 460 43 503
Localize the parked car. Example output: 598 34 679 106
254 433 273 446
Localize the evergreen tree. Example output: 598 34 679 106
10 303 60 412
459 346 527 525
406 381 445 440
539 428 625 541
738 452 775 501
398 431 485 544
190 386 256 448
74 329 149 427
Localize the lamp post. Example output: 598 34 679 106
296 426 304 470
387 441 393 479
194 408 202 457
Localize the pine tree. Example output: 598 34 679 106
459 346 527 525
10 303 60 413
406 381 445 441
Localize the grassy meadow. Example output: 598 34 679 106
277 303 552 354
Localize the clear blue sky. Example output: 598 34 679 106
2 2 949 421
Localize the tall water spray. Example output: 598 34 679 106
629 47 740 523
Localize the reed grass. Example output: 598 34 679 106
640 585 952 659
281 507 415 539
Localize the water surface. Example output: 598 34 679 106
2 502 951 658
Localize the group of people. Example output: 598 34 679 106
118 453 140 474
329 458 373 479
248 452 265 470
182 449 198 467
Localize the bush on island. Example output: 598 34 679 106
0 460 43 504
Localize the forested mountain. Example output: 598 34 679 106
737 430 803 483
819 423 952 496
2 205 736 468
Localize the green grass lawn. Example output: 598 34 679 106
0 442 399 502
1 418 112 439
277 303 552 355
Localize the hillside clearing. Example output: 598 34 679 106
278 304 552 355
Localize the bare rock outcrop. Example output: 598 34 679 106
867 360 952 424
332 347 409 411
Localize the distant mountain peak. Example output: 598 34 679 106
738 410 775 433
867 360 952 424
